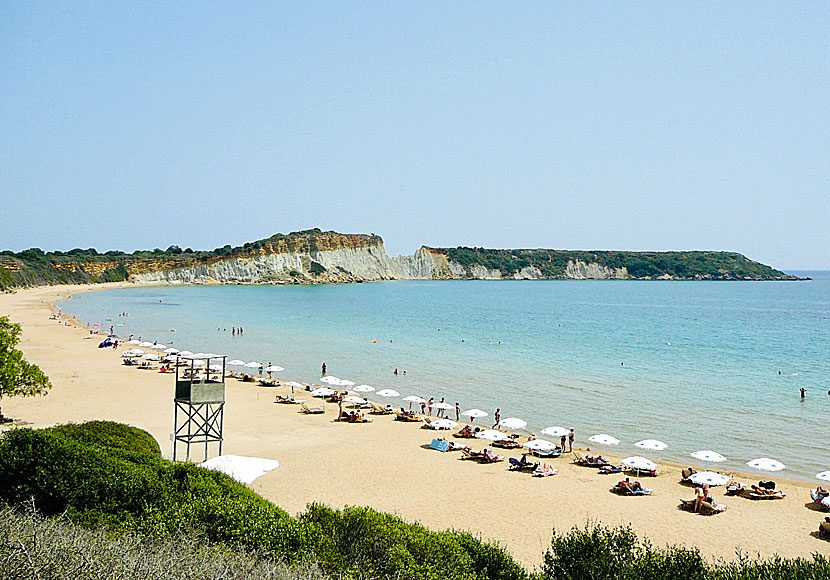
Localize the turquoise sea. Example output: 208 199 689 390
61 273 830 481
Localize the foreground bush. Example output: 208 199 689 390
302 504 528 580
542 523 830 580
0 504 327 580
0 427 311 559
46 420 162 456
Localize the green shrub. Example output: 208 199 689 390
0 426 311 561
542 523 707 580
45 421 161 456
301 504 528 580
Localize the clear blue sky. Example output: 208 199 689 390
2 2 828 269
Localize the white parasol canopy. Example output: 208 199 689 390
311 387 335 397
376 389 400 397
427 419 458 430
634 439 668 451
622 456 658 473
541 426 570 438
127 339 142 345
588 434 620 446
476 430 508 442
691 450 726 464
245 361 262 369
432 402 454 410
404 395 427 404
343 395 367 404
228 359 246 366
321 376 343 385
497 417 527 430
353 384 375 393
461 408 488 418
264 365 284 373
141 354 160 361
688 471 730 487
164 347 180 354
524 439 558 452
746 458 786 472
178 350 194 356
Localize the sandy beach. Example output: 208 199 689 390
1 283 827 568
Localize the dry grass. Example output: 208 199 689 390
0 504 328 580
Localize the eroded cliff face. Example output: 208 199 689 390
131 241 633 285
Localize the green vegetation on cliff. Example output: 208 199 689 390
439 247 796 280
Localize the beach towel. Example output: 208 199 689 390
430 439 450 452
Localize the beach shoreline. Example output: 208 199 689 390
1 283 828 567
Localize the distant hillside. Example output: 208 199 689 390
431 247 797 281
0 229 799 290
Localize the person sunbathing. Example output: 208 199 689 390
455 425 475 438
586 454 608 465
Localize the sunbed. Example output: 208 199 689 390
530 448 562 458
369 402 394 415
508 456 539 472
573 452 611 467
454 426 477 438
744 489 786 500
725 481 746 495
679 499 727 515
532 464 557 477
492 439 523 449
275 395 304 404
611 482 652 496
395 412 420 422
300 403 325 414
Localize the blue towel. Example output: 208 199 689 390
430 439 450 452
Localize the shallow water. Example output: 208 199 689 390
61 272 830 481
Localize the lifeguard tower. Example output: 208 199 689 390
172 354 226 461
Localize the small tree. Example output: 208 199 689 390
0 316 51 400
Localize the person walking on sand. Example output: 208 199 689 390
428 397 434 416
492 408 500 429
437 397 446 417
321 362 327 376
455 402 460 421
568 428 575 453
267 362 272 379
560 435 567 451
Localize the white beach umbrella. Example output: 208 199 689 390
688 471 731 487
541 426 570 438
127 339 141 345
209 364 224 372
122 349 143 357
524 439 558 452
476 430 508 442
634 439 668 451
179 350 194 356
497 417 527 430
376 389 400 398
343 395 367 405
228 359 246 366
588 434 620 446
164 355 178 362
286 381 304 388
746 458 786 472
151 343 167 350
311 387 335 398
816 471 830 483
191 359 206 366
245 361 262 369
433 402 454 410
622 456 658 475
352 384 375 393
691 450 726 465
138 342 154 347
321 376 342 385
428 419 458 430
339 379 356 386
264 365 284 372
142 354 160 361
404 395 427 404
164 347 179 354
461 408 488 418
